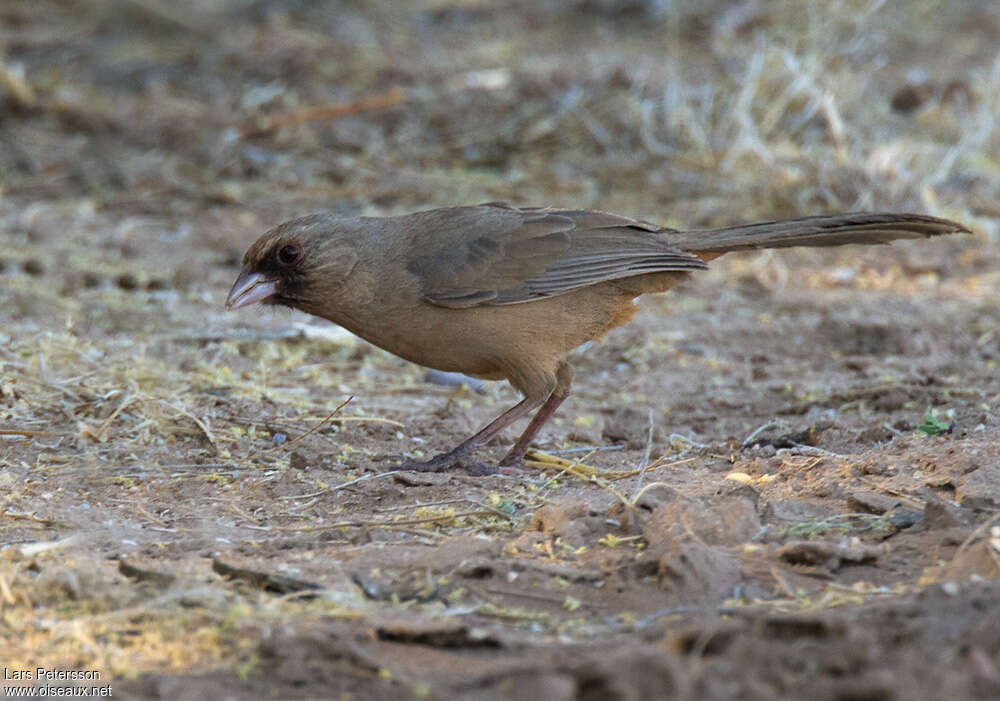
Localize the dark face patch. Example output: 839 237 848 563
247 239 309 308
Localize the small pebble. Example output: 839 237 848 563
288 451 309 470
117 273 139 290
82 271 103 288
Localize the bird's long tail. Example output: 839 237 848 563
674 213 970 253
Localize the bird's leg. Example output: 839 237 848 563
400 393 546 473
500 362 573 467
400 363 573 474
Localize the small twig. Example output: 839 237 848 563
366 510 495 528
373 498 471 513
320 416 405 427
458 502 515 523
776 444 848 460
882 422 905 438
533 448 601 495
241 87 408 138
630 409 657 502
0 428 64 438
162 401 219 454
14 536 78 557
609 455 699 481
770 566 797 599
577 472 631 510
284 498 319 516
283 396 354 450
525 448 599 471
95 393 138 442
0 59 37 109
265 510 499 535
133 503 170 528
630 481 678 506
276 487 332 501
7 372 84 401
228 502 265 527
857 479 926 509
1 510 57 526
668 433 709 450
369 497 516 523
547 445 624 455
633 606 696 629
742 420 780 447
0 574 16 605
330 469 403 492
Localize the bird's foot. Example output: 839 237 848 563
497 452 525 469
397 441 497 475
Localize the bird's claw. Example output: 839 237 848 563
395 442 521 476
396 442 481 474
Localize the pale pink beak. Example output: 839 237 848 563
225 269 278 310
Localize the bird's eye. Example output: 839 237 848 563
277 243 302 266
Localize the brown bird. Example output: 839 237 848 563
226 203 968 472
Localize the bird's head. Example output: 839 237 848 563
225 213 359 312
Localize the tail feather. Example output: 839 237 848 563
674 213 970 253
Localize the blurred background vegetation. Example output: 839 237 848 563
2 0 994 232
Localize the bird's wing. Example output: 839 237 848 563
405 203 707 309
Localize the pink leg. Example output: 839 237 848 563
500 362 573 467
400 362 574 474
401 394 546 473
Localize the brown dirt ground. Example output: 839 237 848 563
2 1 999 699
